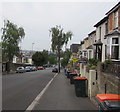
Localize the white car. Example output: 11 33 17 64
16 67 26 73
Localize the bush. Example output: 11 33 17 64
104 59 112 64
88 64 96 69
88 58 100 66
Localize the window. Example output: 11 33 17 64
105 22 108 35
89 50 92 59
105 45 107 59
99 27 101 40
112 38 118 44
111 37 119 59
84 51 87 58
114 11 118 28
111 46 119 59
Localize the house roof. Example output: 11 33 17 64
94 16 108 27
106 2 120 15
84 37 88 40
105 30 120 38
80 41 84 45
88 30 96 36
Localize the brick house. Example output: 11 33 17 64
105 2 120 61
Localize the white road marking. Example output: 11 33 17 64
25 73 58 111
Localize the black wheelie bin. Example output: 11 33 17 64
73 77 88 97
69 73 77 84
95 94 120 111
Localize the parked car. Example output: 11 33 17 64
25 66 32 72
52 68 58 73
31 66 37 71
37 66 44 70
16 67 26 73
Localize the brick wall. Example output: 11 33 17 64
108 7 120 32
108 13 114 32
118 8 120 31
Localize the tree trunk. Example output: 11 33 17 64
58 50 60 73
6 61 10 73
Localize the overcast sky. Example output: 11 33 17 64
0 1 119 51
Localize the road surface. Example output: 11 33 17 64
2 68 55 110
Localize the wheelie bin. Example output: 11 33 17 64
95 94 120 111
67 71 72 78
73 77 88 97
69 73 77 84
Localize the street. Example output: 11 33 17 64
2 68 55 110
1 2 120 111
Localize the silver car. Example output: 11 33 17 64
16 67 26 73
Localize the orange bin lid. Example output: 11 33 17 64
67 71 72 73
69 72 77 74
96 94 120 102
74 77 87 79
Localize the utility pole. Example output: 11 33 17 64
32 43 35 54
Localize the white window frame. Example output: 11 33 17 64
114 10 118 28
89 50 92 59
110 36 120 60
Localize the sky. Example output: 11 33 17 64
0 1 119 51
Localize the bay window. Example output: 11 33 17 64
111 37 119 59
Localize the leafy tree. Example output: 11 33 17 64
48 54 57 65
32 51 45 66
42 50 49 64
64 48 72 58
61 57 69 68
1 20 25 72
61 49 72 67
49 25 73 73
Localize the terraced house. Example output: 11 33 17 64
77 2 120 100
105 2 120 61
78 2 120 62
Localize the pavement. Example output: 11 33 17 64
33 70 98 110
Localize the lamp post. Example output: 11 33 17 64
32 43 35 54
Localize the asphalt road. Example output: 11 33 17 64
2 68 55 110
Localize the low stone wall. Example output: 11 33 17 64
97 63 120 94
2 62 32 74
80 62 120 100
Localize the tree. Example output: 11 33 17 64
61 49 72 68
32 51 45 66
48 54 57 65
61 57 69 68
49 25 73 73
1 20 25 72
42 50 49 64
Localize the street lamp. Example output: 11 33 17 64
32 43 35 54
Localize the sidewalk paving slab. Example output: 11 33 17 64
33 71 98 110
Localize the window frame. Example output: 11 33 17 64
114 10 118 28
111 37 119 60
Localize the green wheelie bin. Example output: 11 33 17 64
73 77 88 97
